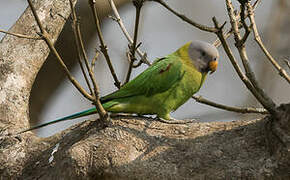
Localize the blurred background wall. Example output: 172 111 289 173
0 0 289 137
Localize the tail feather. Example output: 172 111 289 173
17 107 97 134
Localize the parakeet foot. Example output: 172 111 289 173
157 117 196 124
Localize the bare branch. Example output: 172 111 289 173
125 0 144 83
192 95 268 114
27 0 94 102
0 29 41 40
108 0 151 66
225 0 277 116
212 0 260 47
212 29 232 47
212 17 277 115
149 0 218 33
91 51 100 74
285 59 290 70
246 3 290 84
89 0 121 89
69 0 94 96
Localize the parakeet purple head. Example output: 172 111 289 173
188 40 219 74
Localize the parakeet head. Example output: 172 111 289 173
188 40 219 74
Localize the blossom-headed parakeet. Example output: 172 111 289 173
20 40 219 133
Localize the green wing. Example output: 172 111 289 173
101 55 184 103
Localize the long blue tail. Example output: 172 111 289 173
17 107 97 134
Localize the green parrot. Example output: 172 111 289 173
19 40 219 133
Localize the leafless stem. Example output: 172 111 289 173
69 0 94 96
285 59 290 70
239 4 251 44
89 0 121 89
192 96 268 114
133 53 147 68
27 0 109 121
225 0 277 116
149 0 217 33
125 0 144 83
108 0 151 66
91 51 100 74
0 29 41 40
212 17 275 114
212 29 232 47
246 3 290 84
27 0 94 102
212 0 260 47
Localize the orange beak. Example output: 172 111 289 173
209 60 218 74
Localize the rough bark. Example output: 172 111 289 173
0 0 77 177
1 108 290 179
1 0 290 179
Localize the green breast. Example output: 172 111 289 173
161 64 205 112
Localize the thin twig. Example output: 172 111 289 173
27 0 94 102
192 95 268 114
70 0 109 121
225 0 277 116
108 0 151 66
212 0 260 47
246 3 290 84
285 59 290 70
149 0 217 33
89 0 121 89
239 4 251 45
213 18 249 85
213 29 232 47
0 29 41 40
69 0 94 96
133 53 147 68
212 17 272 113
125 0 144 83
91 51 100 74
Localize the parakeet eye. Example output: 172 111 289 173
201 51 206 56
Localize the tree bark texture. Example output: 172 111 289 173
1 0 290 179
0 0 77 177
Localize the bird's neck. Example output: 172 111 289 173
174 42 209 90
174 42 194 67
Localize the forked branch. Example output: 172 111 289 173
27 0 108 120
246 3 290 84
125 0 144 83
89 0 121 89
224 0 277 116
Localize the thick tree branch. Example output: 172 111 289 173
0 0 78 176
1 1 290 179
